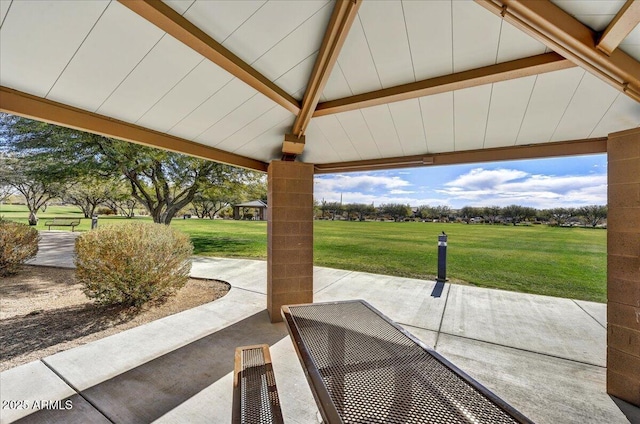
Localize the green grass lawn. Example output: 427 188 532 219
1 204 606 302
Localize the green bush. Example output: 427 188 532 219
0 219 40 276
75 223 193 306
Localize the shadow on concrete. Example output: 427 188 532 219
610 396 640 423
16 310 287 424
430 281 445 298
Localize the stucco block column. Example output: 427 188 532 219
267 160 314 322
607 128 640 407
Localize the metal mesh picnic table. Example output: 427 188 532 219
282 300 533 424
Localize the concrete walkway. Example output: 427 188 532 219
2 231 638 423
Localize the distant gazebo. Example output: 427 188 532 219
233 200 267 221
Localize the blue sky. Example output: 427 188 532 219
314 154 608 209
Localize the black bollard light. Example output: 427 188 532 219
436 232 447 283
91 215 98 230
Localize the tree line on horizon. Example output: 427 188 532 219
315 201 608 227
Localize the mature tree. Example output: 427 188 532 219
0 183 13 204
103 182 139 218
0 154 66 225
191 171 265 219
482 206 502 224
0 113 248 225
459 206 481 223
546 207 577 226
378 203 411 222
579 205 607 227
501 204 525 225
344 203 375 221
95 139 237 224
63 177 119 218
418 205 436 220
319 201 343 220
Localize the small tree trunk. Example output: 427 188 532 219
28 211 38 226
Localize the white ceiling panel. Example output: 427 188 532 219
162 0 195 16
453 85 492 151
196 93 275 146
336 110 381 159
620 25 640 61
313 115 360 160
516 67 586 145
181 1 264 43
136 60 233 133
47 1 164 112
389 99 428 156
591 94 640 137
404 0 453 81
320 63 353 101
219 104 291 152
335 17 381 96
496 19 547 63
97 35 202 122
222 0 329 66
360 105 403 157
452 1 501 73
484 77 537 148
301 121 343 164
420 92 455 154
0 0 13 27
252 3 330 82
169 78 257 140
551 72 620 141
233 115 295 161
0 0 109 98
272 53 318 100
358 1 413 88
551 0 625 31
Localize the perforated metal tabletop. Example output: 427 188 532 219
282 300 533 424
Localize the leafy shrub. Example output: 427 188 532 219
0 219 40 276
96 207 116 216
75 223 193 306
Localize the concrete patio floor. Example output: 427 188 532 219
1 231 638 423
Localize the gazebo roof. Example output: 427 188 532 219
235 200 268 208
1 0 638 173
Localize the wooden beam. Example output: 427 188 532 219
475 0 640 102
597 0 640 56
118 0 300 115
291 0 361 137
314 52 573 117
313 138 607 174
0 86 268 172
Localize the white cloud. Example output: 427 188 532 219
445 168 528 189
438 168 607 208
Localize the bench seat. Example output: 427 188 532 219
233 344 283 424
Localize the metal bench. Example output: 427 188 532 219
233 344 284 424
44 218 81 231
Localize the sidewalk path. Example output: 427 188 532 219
2 230 638 423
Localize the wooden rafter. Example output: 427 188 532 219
314 139 607 174
314 52 573 117
118 0 300 115
475 0 640 102
291 0 361 137
0 86 268 172
597 0 640 56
